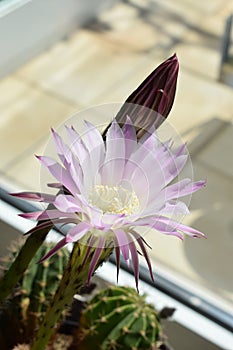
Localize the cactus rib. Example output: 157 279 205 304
76 286 161 350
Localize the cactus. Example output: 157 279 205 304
12 345 30 350
31 242 113 350
12 334 73 350
0 239 70 349
0 222 53 304
74 286 162 350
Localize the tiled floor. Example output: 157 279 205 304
1 0 233 311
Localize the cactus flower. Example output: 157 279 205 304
1 54 179 308
14 117 205 290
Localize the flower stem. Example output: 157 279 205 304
31 241 113 350
0 225 52 304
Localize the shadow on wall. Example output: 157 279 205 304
84 0 223 54
182 118 233 300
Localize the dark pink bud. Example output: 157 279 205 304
111 54 179 139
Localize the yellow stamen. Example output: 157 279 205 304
89 185 139 215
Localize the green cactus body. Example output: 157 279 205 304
0 222 53 304
0 241 70 349
76 286 161 350
31 241 113 350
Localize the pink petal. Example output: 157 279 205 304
83 120 105 153
156 216 206 238
85 205 104 228
122 116 137 159
66 222 91 243
65 153 85 194
88 236 105 285
11 192 56 203
173 143 187 157
144 199 189 217
139 128 158 151
51 128 71 164
24 221 52 235
37 237 67 263
137 215 205 239
74 122 105 190
122 116 137 141
19 212 43 220
24 218 74 236
114 238 121 283
129 241 139 292
130 230 154 283
36 156 79 195
102 212 124 228
47 182 63 189
65 125 89 164
163 154 188 186
160 179 206 202
114 229 130 264
101 121 125 185
133 216 184 239
158 200 189 216
19 209 77 221
82 235 98 266
54 194 83 213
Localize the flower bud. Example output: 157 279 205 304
104 54 179 139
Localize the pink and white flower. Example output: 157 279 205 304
13 117 205 289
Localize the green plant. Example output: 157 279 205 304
74 286 163 350
12 334 73 350
0 239 70 349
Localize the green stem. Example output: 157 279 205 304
0 225 52 304
31 241 113 350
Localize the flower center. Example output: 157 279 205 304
89 185 139 215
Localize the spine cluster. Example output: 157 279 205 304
75 286 161 350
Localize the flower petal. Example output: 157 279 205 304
101 121 125 185
36 155 79 194
47 182 63 189
83 120 105 154
19 209 77 221
82 235 98 266
161 179 206 201
163 154 188 186
65 125 89 163
114 229 130 265
130 230 154 283
66 222 91 243
132 216 184 239
54 194 83 213
37 237 67 263
24 219 71 236
51 128 71 165
88 236 105 285
122 116 137 159
155 216 206 238
128 241 139 292
114 237 121 283
11 192 56 203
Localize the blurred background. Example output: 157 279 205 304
0 0 232 346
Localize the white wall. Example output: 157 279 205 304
0 0 115 78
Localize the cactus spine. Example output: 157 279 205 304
75 286 161 350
